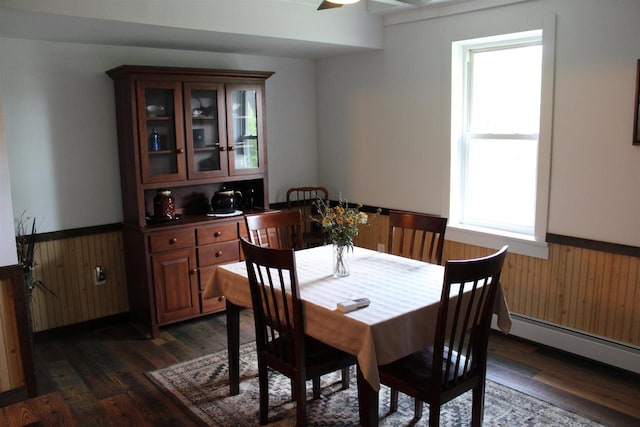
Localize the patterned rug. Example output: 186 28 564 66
146 342 603 426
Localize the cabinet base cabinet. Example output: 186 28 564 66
152 248 200 325
123 218 245 338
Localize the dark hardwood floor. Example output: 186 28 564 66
1 311 639 426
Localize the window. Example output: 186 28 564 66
449 26 554 259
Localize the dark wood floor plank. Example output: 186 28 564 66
104 371 198 426
68 371 121 403
40 358 85 391
116 377 199 427
130 335 182 370
3 400 42 427
489 332 640 419
153 334 202 362
27 391 77 426
104 343 156 376
487 353 637 427
57 382 109 427
99 393 152 427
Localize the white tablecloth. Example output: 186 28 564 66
204 245 511 390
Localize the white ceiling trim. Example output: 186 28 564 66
382 0 532 26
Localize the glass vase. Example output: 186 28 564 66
333 244 350 278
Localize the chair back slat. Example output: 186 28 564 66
388 210 448 264
286 186 329 247
242 237 304 367
245 209 304 250
434 246 508 392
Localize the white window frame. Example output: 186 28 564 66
447 17 555 259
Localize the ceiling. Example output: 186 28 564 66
0 0 472 59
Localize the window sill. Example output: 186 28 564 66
446 224 548 259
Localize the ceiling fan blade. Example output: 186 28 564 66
318 1 343 10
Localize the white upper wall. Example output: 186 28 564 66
317 0 640 247
0 96 18 267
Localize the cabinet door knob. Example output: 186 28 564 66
169 238 177 244
228 146 235 151
215 251 223 257
191 268 198 274
219 146 226 152
176 148 185 154
214 231 222 237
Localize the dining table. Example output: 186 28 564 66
203 244 512 426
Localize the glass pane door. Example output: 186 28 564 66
137 81 185 183
227 85 264 174
184 83 227 179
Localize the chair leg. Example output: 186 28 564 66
312 377 321 399
258 365 269 425
471 383 485 427
290 378 296 400
295 376 308 427
429 403 440 427
390 388 399 413
414 399 423 420
341 367 350 389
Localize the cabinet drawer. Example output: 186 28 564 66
198 240 239 266
149 229 195 253
201 293 226 314
197 222 239 245
198 265 228 313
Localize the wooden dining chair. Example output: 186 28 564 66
379 245 508 427
245 209 305 250
240 238 356 426
286 186 329 248
388 210 448 265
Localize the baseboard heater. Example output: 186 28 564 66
492 313 640 375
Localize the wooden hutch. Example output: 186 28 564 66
106 65 273 337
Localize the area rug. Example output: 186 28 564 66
146 342 603 426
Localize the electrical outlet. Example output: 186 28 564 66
377 243 385 252
95 266 106 285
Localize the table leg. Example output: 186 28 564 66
226 299 240 395
357 365 379 426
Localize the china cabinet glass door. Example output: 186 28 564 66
136 81 185 184
184 82 227 179
227 84 265 175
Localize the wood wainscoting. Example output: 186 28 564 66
26 215 639 351
0 272 23 393
28 228 128 332
355 212 640 349
0 265 36 397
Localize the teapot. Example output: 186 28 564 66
211 188 242 214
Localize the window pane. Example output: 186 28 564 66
463 138 537 233
469 45 542 134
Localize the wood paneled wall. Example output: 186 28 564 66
28 215 640 349
355 213 640 348
29 231 128 332
0 276 23 393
